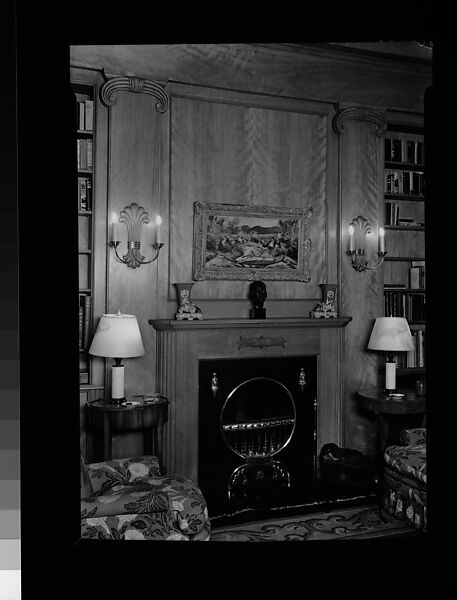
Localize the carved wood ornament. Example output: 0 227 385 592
332 107 386 137
100 75 169 113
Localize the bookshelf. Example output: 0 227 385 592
74 81 95 386
383 125 426 383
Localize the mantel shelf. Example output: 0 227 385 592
149 316 352 331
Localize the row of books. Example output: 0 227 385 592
78 177 92 211
79 294 92 351
393 329 425 369
385 169 425 196
77 138 93 171
384 289 425 321
385 201 424 227
77 99 94 131
385 137 424 165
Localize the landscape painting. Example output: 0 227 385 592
192 201 312 281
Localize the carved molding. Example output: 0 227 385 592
100 75 169 113
332 107 386 137
237 336 287 350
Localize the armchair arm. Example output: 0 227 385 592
87 455 161 495
400 428 426 446
81 485 170 519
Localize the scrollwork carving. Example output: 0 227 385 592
100 75 169 113
332 107 387 137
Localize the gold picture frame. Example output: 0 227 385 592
192 201 312 281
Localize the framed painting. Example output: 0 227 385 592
192 201 313 281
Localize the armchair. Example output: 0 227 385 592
382 427 427 532
80 455 211 540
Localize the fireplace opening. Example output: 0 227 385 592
198 356 317 518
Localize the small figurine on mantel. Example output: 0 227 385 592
249 280 267 319
174 282 203 321
310 283 338 319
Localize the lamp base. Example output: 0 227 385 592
110 396 126 405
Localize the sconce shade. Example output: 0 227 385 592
367 317 414 352
88 313 145 358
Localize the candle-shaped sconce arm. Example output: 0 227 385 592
378 227 385 254
155 215 162 246
348 224 355 252
111 212 119 242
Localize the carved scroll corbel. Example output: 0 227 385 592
100 75 169 113
332 106 387 137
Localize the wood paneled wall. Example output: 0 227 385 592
72 44 431 460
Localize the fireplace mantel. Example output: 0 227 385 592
150 317 351 331
149 316 352 481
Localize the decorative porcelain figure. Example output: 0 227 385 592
174 282 203 320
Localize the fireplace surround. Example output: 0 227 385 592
198 355 317 516
149 316 351 514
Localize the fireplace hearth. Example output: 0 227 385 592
198 356 317 517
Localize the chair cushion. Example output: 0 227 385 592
80 454 94 499
384 443 426 485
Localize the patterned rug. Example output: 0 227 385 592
210 504 417 541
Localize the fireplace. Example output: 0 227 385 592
149 316 351 512
198 356 317 517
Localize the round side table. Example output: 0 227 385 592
357 387 426 459
87 397 169 470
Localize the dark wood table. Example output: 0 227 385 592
87 397 169 469
358 387 426 457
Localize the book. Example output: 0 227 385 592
80 371 89 384
78 101 85 130
392 138 402 162
79 299 84 349
410 293 425 321
79 178 88 210
84 100 94 131
86 178 92 210
83 295 91 349
416 329 425 367
87 139 93 170
406 342 416 368
403 171 414 194
77 139 88 170
409 267 421 289
411 261 426 288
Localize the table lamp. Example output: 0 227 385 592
88 311 145 404
367 317 414 393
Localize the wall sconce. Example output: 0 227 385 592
110 203 164 269
347 215 386 272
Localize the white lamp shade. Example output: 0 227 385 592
367 317 414 352
88 313 145 358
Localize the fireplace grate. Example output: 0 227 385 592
222 417 294 457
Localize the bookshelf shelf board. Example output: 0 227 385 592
384 288 426 293
78 249 92 254
408 320 426 326
76 129 94 136
384 225 425 232
384 193 424 202
79 288 92 293
384 256 425 262
385 161 425 171
78 169 93 176
78 210 93 216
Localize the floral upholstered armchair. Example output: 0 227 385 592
80 455 210 540
382 427 426 532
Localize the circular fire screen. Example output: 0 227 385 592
220 377 296 459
